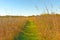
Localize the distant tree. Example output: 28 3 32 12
14 20 40 40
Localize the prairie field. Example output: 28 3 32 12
0 14 60 40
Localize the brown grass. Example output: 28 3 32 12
0 14 60 40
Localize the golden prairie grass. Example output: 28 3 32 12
0 14 60 40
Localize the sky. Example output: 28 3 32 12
0 0 60 16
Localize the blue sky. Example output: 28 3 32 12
0 0 60 16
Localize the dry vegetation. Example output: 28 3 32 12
0 16 27 40
0 14 60 40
